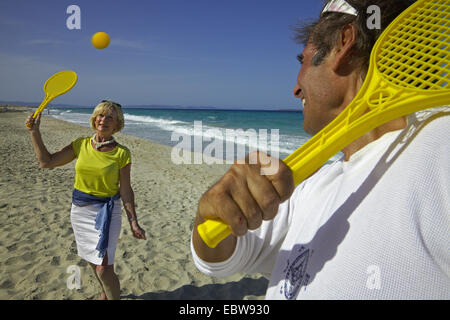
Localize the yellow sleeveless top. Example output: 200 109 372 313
72 137 131 197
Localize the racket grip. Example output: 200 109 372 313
25 109 42 128
26 100 49 128
197 219 232 248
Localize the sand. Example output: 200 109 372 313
0 105 268 300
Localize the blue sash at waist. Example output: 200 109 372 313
72 189 120 259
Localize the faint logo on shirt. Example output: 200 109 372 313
280 246 311 299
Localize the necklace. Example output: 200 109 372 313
92 134 116 150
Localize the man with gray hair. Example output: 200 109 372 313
191 0 449 299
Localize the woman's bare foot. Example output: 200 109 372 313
99 291 108 300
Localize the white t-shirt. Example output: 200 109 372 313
191 107 450 299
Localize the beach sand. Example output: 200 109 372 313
0 105 268 300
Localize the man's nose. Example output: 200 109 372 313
293 84 301 97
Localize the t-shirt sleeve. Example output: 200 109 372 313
72 137 85 157
119 147 131 169
190 195 294 279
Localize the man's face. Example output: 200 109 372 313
293 42 345 135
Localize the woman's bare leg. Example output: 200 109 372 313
88 262 108 300
94 252 121 300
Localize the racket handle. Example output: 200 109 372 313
197 219 232 248
33 100 49 118
26 99 50 128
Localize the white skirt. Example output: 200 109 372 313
70 199 122 265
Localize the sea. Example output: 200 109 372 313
48 107 340 162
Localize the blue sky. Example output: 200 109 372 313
0 0 323 110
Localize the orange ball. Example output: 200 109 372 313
91 32 110 49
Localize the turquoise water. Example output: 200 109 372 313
50 107 310 160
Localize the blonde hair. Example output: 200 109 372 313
90 100 124 134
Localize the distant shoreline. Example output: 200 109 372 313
0 104 34 112
0 101 302 113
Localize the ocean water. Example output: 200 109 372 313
49 107 318 161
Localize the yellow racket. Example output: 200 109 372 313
198 0 450 248
26 70 78 128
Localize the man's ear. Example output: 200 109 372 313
331 23 358 73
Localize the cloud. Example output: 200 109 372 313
23 39 71 46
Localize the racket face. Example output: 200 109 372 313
374 0 449 91
43 70 78 98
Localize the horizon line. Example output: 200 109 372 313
1 100 303 112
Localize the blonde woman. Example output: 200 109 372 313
26 100 146 300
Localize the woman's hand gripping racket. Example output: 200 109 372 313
26 70 78 128
198 0 450 248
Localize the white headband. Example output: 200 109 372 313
322 0 358 17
